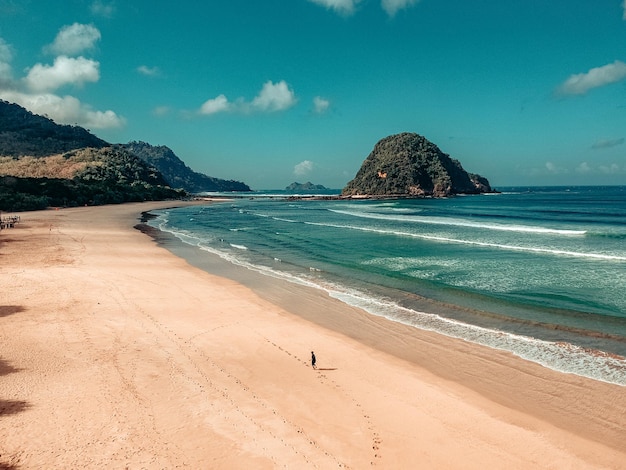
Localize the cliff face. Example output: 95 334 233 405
342 133 491 197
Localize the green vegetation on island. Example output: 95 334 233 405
343 133 492 198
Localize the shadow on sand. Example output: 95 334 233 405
0 358 21 377
0 399 29 416
0 463 20 470
0 306 24 318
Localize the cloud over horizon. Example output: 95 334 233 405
556 60 626 96
294 160 314 176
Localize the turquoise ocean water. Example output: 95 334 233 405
149 186 626 386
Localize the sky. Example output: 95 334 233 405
1 0 626 189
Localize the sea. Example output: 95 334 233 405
147 186 626 386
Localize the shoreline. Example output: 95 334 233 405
1 202 625 468
145 205 626 386
143 206 626 440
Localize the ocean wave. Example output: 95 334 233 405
325 288 626 386
328 209 587 236
306 221 626 261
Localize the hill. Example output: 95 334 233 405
0 100 108 156
0 101 188 211
0 146 184 211
0 101 251 193
0 101 255 210
342 133 492 197
122 141 250 193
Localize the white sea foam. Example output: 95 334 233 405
306 221 626 261
329 209 587 236
324 287 626 386
230 243 248 250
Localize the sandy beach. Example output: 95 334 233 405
1 201 625 469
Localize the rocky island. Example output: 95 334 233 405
285 181 329 191
342 132 492 198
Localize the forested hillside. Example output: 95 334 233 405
0 100 108 156
123 141 251 192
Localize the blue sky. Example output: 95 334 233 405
1 1 626 189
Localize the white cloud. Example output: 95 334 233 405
198 80 296 115
0 90 124 129
137 65 161 77
309 0 420 16
252 80 296 112
200 94 231 115
0 30 122 131
556 60 626 96
307 0 361 15
294 160 314 176
313 96 330 114
381 0 419 17
45 23 101 57
599 163 621 174
24 56 100 92
545 161 568 174
91 1 115 18
574 162 625 175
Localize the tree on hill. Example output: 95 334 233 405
0 100 108 157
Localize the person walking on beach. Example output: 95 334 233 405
311 351 317 369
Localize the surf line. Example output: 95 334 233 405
328 209 587 236
306 222 626 262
